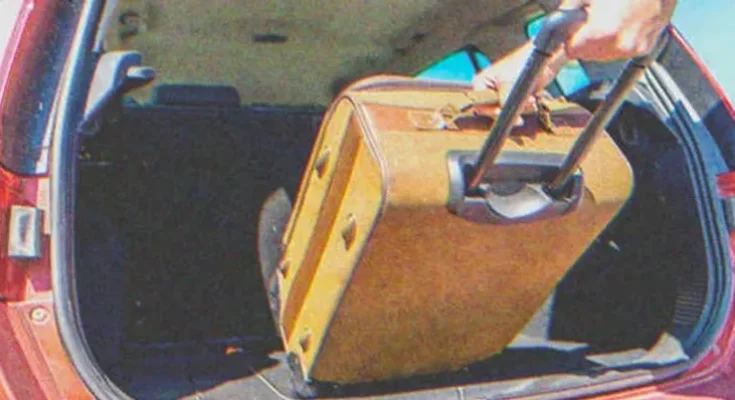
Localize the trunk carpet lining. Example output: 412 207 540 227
75 99 693 399
78 103 323 344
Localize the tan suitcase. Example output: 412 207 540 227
266 9 655 387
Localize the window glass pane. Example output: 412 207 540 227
476 52 491 70
416 51 482 83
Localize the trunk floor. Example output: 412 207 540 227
118 333 602 400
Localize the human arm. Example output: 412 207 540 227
473 0 677 92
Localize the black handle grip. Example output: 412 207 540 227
532 8 588 55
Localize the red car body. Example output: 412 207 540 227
1 1 735 399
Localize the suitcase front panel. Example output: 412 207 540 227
311 190 625 382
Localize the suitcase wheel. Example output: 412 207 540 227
257 188 293 335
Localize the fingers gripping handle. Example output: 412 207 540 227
532 7 588 55
467 8 587 191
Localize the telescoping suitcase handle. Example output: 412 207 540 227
470 8 659 192
448 7 663 224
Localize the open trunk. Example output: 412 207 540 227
73 83 724 399
62 1 731 399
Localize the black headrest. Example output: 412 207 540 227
151 84 241 107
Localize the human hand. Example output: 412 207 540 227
560 0 676 61
472 0 675 100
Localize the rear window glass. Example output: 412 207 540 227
672 0 735 104
415 48 490 82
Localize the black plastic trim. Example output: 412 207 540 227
723 198 735 232
447 151 583 224
50 0 134 399
644 64 732 357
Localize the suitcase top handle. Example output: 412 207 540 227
467 8 662 194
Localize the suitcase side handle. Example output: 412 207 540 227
467 8 588 191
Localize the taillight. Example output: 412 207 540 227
0 0 72 300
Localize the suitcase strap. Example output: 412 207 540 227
410 89 500 130
411 89 557 133
412 93 558 133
